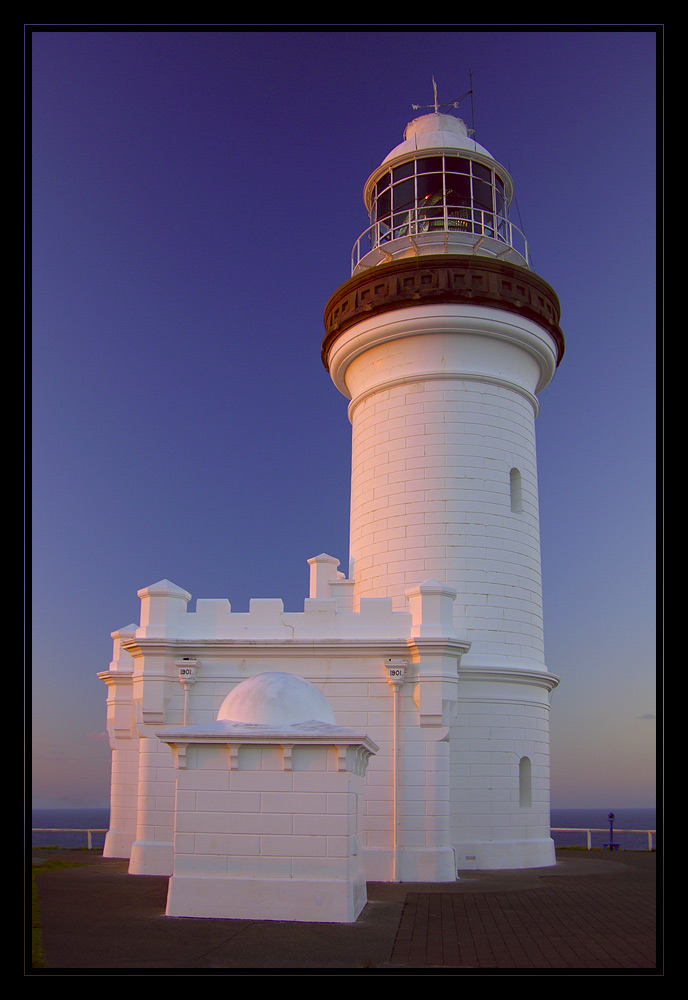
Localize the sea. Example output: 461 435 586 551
32 808 111 850
550 807 657 851
31 806 658 851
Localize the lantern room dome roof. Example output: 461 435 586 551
381 112 493 165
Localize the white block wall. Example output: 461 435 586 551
349 376 544 663
102 575 558 877
129 736 176 874
449 689 554 869
103 741 139 858
320 675 397 876
164 740 369 922
324 303 559 676
170 745 360 876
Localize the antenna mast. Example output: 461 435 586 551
469 69 476 135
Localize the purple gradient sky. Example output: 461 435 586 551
31 27 658 809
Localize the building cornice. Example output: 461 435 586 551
119 636 425 658
458 666 560 693
323 255 564 368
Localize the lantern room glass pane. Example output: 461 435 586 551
416 156 443 174
473 162 492 183
445 175 471 205
392 161 414 182
473 178 493 210
375 187 391 222
376 172 390 196
446 156 471 174
392 177 415 211
416 173 443 205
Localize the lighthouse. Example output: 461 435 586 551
322 109 564 869
100 104 564 916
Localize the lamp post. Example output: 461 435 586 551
606 811 619 851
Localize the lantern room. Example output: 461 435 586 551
352 112 529 273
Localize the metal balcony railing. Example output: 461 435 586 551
352 206 530 274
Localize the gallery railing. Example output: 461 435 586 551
352 206 530 273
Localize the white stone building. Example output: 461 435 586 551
99 109 564 922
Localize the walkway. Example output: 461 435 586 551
31 848 658 972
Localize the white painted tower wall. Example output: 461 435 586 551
326 302 559 868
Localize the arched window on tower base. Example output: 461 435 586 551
519 756 532 807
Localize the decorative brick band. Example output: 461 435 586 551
322 256 565 369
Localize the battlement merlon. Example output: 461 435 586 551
126 556 471 642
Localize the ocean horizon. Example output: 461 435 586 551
31 806 658 852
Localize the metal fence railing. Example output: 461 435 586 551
551 827 656 851
33 826 656 852
32 828 108 850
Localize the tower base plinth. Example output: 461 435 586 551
455 838 556 871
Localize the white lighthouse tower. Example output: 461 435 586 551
322 109 564 868
99 103 564 914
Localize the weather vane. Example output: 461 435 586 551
412 76 473 116
411 74 475 135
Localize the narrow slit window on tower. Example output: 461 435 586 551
510 467 523 512
519 756 532 807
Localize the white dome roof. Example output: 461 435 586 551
217 672 336 726
381 112 493 165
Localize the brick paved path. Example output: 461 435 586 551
32 849 657 971
390 867 657 969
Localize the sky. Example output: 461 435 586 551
30 27 659 810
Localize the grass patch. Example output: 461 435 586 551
33 844 98 851
31 856 83 969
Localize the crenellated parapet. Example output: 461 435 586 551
124 563 414 642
